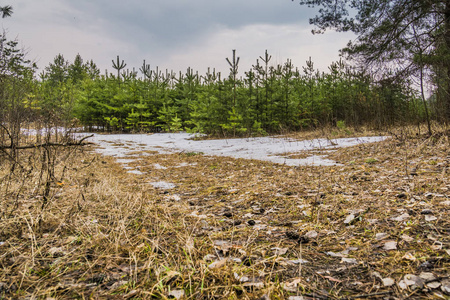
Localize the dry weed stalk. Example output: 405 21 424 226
0 129 449 299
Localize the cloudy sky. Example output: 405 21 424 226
2 0 355 76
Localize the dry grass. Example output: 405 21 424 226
0 127 449 299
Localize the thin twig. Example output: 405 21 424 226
0 134 94 149
348 291 392 299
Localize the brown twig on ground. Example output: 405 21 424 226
0 134 94 149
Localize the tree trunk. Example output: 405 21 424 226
445 0 450 122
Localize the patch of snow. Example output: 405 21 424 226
22 127 82 136
149 181 176 189
153 163 167 169
168 290 185 299
127 170 144 175
115 158 136 164
174 162 197 168
77 132 388 167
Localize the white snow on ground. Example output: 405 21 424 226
78 132 389 167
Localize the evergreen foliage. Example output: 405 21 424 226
0 1 445 143
0 45 433 138
294 0 450 124
55 52 427 136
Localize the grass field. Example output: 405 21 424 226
1 127 449 299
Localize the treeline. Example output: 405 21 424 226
0 35 436 140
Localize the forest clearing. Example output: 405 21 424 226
2 1 450 298
1 126 449 299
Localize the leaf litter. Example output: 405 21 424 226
1 129 449 299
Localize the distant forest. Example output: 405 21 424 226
0 38 442 138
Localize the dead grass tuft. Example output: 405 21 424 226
0 128 449 299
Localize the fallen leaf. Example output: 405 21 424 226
402 252 416 261
326 251 344 257
341 257 358 264
213 240 242 255
282 278 302 292
431 241 443 250
124 290 139 299
165 270 181 281
425 215 438 222
203 254 217 262
254 224 266 230
398 280 408 290
382 277 395 287
440 279 450 294
208 258 228 269
272 247 288 256
401 234 414 242
426 281 441 289
376 232 389 240
425 192 434 199
403 274 424 289
371 271 382 279
324 276 342 283
48 247 66 256
391 213 410 222
305 230 318 238
383 241 397 251
419 272 437 281
344 214 355 224
229 257 242 263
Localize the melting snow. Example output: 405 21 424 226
149 181 176 189
79 132 388 167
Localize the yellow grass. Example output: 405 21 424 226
0 127 448 299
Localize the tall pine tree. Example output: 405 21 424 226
294 0 450 123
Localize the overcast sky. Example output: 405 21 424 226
2 0 355 76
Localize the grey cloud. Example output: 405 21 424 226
5 0 326 72
63 0 315 49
